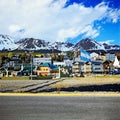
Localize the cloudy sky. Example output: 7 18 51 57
0 0 120 44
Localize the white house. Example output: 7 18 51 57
33 57 51 66
90 52 102 61
53 61 66 66
92 60 103 73
106 53 115 61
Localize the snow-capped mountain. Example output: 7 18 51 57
49 42 74 51
16 38 74 51
0 34 18 50
16 37 120 51
74 38 105 50
16 38 50 50
0 34 120 51
103 43 120 50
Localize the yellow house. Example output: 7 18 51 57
36 65 50 76
35 63 60 78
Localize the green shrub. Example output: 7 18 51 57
30 75 52 80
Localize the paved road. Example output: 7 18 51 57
0 96 120 120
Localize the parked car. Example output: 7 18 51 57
113 69 120 74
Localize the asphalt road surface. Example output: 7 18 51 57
0 96 120 120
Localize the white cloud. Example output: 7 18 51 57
9 24 22 33
100 40 115 45
80 25 100 38
0 0 119 42
107 9 120 23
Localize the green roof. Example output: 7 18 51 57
23 64 35 71
40 63 59 70
40 63 49 67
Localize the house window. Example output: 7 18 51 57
95 68 101 70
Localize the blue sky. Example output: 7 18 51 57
0 0 120 45
65 0 120 44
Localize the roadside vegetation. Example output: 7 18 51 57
1 76 29 80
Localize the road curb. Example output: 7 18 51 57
0 92 120 97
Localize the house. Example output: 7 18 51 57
92 60 103 73
53 61 66 66
72 61 80 76
72 61 92 75
64 59 73 67
33 57 51 66
17 64 35 76
105 53 115 61
0 63 23 77
72 61 84 76
35 63 60 78
84 62 92 73
90 52 102 61
103 60 114 74
101 53 106 61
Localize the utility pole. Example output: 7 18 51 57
30 51 33 80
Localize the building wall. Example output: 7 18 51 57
103 61 114 74
90 52 99 61
106 53 115 61
35 66 59 78
33 57 51 66
84 62 92 73
54 61 66 66
92 61 103 73
72 62 80 75
36 66 50 76
101 55 106 61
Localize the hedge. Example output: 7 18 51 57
29 75 52 80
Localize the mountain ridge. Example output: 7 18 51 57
0 34 120 51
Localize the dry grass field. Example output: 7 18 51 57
1 76 29 80
0 75 120 92
0 79 49 91
51 75 120 88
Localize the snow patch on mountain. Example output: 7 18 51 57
0 34 120 51
16 38 74 51
16 38 50 50
49 42 74 51
74 38 105 50
0 34 18 50
91 40 105 50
